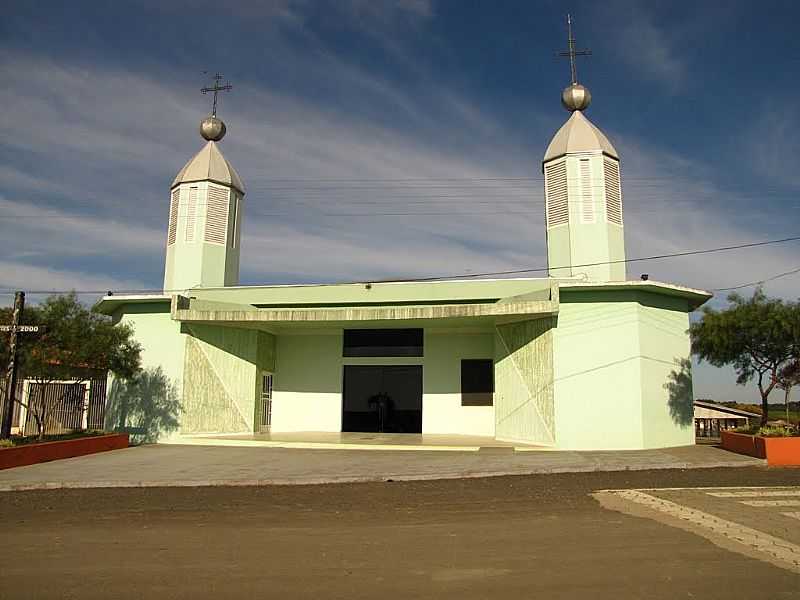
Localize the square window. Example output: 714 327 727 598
461 359 493 406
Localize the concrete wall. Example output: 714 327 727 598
107 303 186 441
423 331 495 436
637 293 694 448
553 296 643 449
553 291 694 450
270 329 496 436
272 333 343 432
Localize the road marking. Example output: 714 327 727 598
782 512 800 521
740 500 800 507
600 486 797 492
707 490 800 498
603 489 800 572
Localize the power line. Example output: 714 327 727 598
2 235 798 296
712 265 800 292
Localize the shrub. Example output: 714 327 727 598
757 425 795 437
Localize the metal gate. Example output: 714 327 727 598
259 373 273 433
22 381 89 435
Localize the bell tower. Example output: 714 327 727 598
164 74 245 292
542 16 626 282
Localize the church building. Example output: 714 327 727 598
97 54 711 450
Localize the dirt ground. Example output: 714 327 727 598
0 467 798 599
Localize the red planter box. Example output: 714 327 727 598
721 430 800 466
0 433 129 470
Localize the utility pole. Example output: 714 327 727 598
1 292 24 439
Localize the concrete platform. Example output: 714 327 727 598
0 443 766 491
174 432 538 451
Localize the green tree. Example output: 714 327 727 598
0 293 141 439
777 360 800 425
690 289 800 427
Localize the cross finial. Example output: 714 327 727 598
557 14 592 85
201 72 233 118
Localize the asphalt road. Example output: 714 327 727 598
1 467 798 599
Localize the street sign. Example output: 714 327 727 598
2 292 48 438
0 325 46 333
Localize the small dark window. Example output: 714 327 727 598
461 359 494 406
343 329 423 357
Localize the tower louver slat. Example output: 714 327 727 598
580 159 594 223
604 158 623 225
545 160 568 227
185 187 198 242
167 188 179 245
205 185 229 244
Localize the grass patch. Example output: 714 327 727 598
767 409 799 424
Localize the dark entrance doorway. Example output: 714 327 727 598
342 365 423 433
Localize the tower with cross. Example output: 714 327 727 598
163 72 245 292
541 15 627 282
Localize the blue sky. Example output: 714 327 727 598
1 0 798 403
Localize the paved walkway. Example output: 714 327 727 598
179 432 530 451
0 443 764 491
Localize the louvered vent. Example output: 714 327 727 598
604 158 623 225
205 185 229 245
167 188 179 245
185 187 198 242
580 159 594 223
544 160 568 227
229 194 238 248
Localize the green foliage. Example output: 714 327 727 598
0 431 105 447
757 425 796 438
0 293 142 439
734 424 756 434
25 293 142 381
690 288 800 425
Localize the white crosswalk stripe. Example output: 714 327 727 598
707 490 800 498
740 500 800 507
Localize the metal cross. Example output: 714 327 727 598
201 73 233 118
557 14 592 85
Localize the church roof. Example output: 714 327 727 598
172 141 245 194
543 110 618 163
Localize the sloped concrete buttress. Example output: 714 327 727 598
494 317 556 445
181 325 265 434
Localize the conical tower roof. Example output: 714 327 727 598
543 110 618 163
171 140 245 194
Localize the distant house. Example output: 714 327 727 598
693 401 760 437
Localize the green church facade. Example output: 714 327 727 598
98 279 708 450
96 64 712 450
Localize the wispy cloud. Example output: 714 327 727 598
743 100 800 190
0 261 147 297
593 2 686 91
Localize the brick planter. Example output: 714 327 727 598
720 430 800 466
0 433 129 470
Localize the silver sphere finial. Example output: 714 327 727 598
561 84 591 112
200 116 226 141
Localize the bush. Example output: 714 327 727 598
757 425 796 437
734 424 759 435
